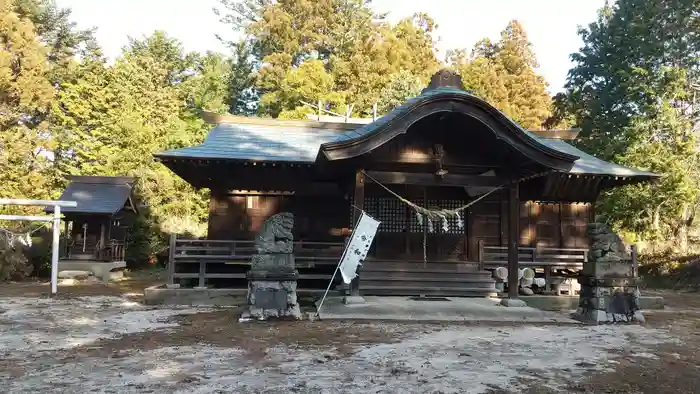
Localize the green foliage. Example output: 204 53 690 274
376 70 424 114
447 20 552 129
0 0 56 209
11 0 673 271
262 59 346 118
0 241 32 281
50 31 223 260
561 0 700 252
217 0 439 117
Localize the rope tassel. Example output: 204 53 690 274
416 212 423 226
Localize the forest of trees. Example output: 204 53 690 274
2 0 700 274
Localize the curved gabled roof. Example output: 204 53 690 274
319 87 579 172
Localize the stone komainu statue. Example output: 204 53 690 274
587 222 630 262
254 212 294 254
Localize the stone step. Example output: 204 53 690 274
361 285 498 297
57 270 94 280
363 261 480 271
361 268 493 277
58 260 126 281
57 270 100 286
360 273 494 283
362 279 497 290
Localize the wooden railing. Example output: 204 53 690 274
477 241 588 271
64 239 126 262
105 240 126 262
167 235 345 287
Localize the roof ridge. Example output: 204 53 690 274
201 111 364 131
66 176 135 185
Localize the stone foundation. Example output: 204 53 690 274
241 269 301 320
574 223 644 324
575 278 644 323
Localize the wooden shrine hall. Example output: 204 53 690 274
156 69 657 299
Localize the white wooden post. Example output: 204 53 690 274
51 205 61 294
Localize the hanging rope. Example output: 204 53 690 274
359 170 552 266
0 225 46 248
361 170 506 222
361 171 506 266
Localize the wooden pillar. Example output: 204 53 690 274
500 192 508 246
350 170 365 296
422 186 428 265
167 233 176 285
507 181 520 299
631 244 638 277
404 185 411 257
99 221 106 249
466 204 475 260
63 220 70 258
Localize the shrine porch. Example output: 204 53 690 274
164 234 601 299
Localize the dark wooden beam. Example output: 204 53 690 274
364 171 505 187
508 181 520 299
369 157 502 168
350 169 365 297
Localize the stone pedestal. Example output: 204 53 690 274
240 212 302 321
241 264 301 320
574 223 644 324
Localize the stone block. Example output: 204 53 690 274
342 295 366 305
305 312 319 321
575 284 644 324
500 298 527 308
252 286 289 310
250 254 295 271
582 261 634 278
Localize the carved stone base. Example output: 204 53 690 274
241 269 302 321
574 282 644 324
574 308 645 324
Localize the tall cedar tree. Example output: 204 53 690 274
216 0 439 118
52 32 233 261
447 20 552 129
0 0 55 205
561 0 700 251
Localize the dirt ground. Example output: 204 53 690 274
1 273 700 393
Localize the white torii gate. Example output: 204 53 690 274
0 199 78 294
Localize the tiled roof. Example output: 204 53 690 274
537 138 657 177
48 176 134 214
157 123 344 162
155 89 657 179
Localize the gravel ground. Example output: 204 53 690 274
0 280 698 393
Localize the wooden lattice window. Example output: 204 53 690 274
375 197 405 233
348 195 355 225
348 196 406 233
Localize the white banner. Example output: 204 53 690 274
339 211 381 284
